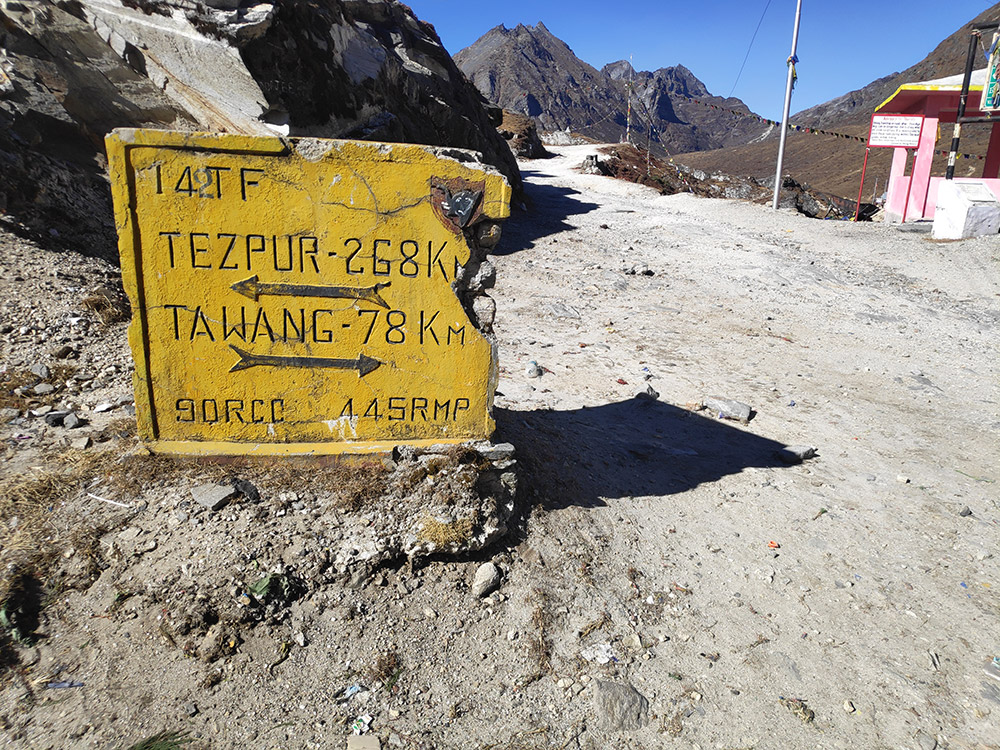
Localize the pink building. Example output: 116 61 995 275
877 69 1000 223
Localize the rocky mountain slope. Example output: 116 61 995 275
678 2 1000 198
455 22 768 156
0 0 519 259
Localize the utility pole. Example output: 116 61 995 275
772 0 803 210
625 54 633 145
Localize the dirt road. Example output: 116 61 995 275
489 145 1000 749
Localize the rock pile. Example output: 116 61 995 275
595 144 859 220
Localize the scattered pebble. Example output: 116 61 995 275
779 697 814 723
776 445 817 464
190 483 237 511
702 395 752 424
581 643 615 664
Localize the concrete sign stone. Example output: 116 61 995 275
105 129 510 456
932 180 1000 240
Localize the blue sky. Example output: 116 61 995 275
404 0 992 121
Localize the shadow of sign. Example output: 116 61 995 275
496 396 793 509
496 168 600 255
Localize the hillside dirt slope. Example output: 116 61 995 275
1 147 998 749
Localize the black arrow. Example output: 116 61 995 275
231 276 390 309
228 345 382 376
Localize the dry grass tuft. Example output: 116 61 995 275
527 588 554 675
579 611 611 639
330 461 389 512
0 365 77 409
367 649 402 689
0 469 74 606
82 292 130 326
0 368 37 409
417 516 473 547
56 441 390 507
93 416 137 442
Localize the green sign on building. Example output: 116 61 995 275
984 33 1000 111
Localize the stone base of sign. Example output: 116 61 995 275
322 441 517 576
932 180 1000 240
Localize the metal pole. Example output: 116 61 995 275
946 30 981 180
855 147 871 221
772 0 803 210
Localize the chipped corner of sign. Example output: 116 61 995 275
292 137 336 163
426 175 506 340
107 127 136 146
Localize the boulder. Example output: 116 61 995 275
497 111 548 159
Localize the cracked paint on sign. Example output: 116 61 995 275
105 129 511 456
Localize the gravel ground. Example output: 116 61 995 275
0 145 998 749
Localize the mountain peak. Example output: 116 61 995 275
602 59 635 81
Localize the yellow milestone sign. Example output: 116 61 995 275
105 129 511 456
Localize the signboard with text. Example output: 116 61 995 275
868 114 924 148
106 130 510 456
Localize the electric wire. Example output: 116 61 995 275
727 0 773 99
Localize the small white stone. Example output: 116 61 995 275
472 562 502 598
